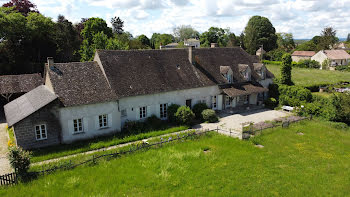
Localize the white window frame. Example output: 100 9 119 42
73 118 83 133
140 106 147 119
35 124 47 140
99 114 108 129
160 103 167 119
212 96 217 109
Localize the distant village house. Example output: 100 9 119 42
311 50 350 70
291 51 316 62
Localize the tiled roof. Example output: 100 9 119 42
292 51 316 57
0 73 43 94
96 47 272 99
221 82 268 97
323 50 350 60
48 62 117 107
4 85 57 126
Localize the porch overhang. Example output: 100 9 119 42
220 82 268 97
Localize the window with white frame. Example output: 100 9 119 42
212 96 217 109
140 106 147 119
73 118 83 133
35 124 47 140
121 109 127 117
99 114 108 128
160 104 167 119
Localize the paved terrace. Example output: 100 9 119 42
193 108 291 139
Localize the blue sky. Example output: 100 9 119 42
1 0 350 39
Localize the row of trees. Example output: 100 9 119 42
0 0 345 75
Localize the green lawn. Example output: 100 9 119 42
31 126 188 163
312 92 333 98
266 64 350 87
2 120 349 196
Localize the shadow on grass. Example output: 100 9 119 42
31 124 188 163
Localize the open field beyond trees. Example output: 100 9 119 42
266 64 350 87
1 120 349 196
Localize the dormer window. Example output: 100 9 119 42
220 66 233 84
239 64 251 81
253 63 266 80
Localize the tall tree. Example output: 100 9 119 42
54 15 81 62
226 33 239 47
276 33 295 52
280 53 293 85
2 0 38 16
319 27 338 50
244 16 277 54
150 33 174 49
111 16 124 34
137 34 150 47
347 33 350 42
173 25 199 42
200 27 230 47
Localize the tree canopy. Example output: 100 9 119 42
111 16 124 34
200 27 230 47
243 15 277 54
2 0 38 16
173 25 199 42
276 33 295 52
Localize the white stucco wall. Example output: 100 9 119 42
59 101 120 143
118 85 220 126
292 56 311 62
311 51 328 68
259 78 273 88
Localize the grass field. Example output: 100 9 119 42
266 64 350 87
1 120 349 196
31 126 188 163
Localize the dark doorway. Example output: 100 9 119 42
186 99 192 108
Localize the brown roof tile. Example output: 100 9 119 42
48 62 117 107
221 82 268 97
292 51 316 57
324 50 350 60
0 73 43 94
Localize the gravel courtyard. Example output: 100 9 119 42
194 109 290 138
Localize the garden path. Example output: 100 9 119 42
32 129 199 166
0 123 12 174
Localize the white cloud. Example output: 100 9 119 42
3 0 350 38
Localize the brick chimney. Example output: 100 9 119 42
188 46 195 65
211 43 218 48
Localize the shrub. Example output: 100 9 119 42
7 146 31 179
123 121 145 134
278 85 312 106
335 65 350 71
167 104 180 123
280 53 293 85
145 115 163 130
175 106 195 125
264 97 277 109
201 109 218 123
192 103 209 119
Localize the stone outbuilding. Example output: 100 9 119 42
291 51 316 62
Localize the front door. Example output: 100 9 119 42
186 99 192 108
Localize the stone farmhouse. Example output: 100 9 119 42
311 50 350 70
291 51 316 62
4 47 274 149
